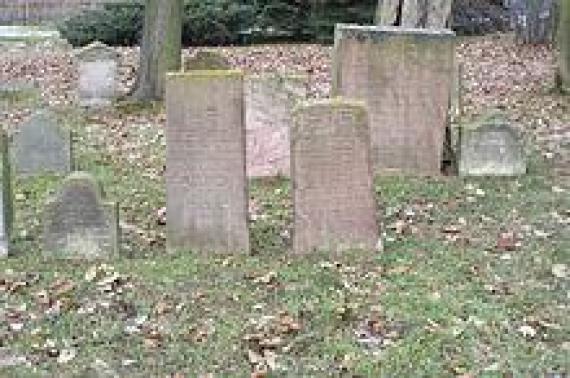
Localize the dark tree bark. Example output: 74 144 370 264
558 0 570 91
510 0 556 43
133 0 183 101
376 0 452 28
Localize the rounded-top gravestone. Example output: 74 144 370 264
11 109 72 177
43 172 119 259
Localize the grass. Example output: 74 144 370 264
0 101 568 376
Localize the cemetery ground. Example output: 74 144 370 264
1 35 569 375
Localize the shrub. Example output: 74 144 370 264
59 2 143 47
182 0 256 46
58 0 512 47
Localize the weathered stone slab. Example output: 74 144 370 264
0 129 12 258
245 73 307 177
165 71 249 253
333 25 455 175
75 41 120 107
458 113 526 176
43 172 119 259
291 99 379 254
184 50 231 71
11 110 72 176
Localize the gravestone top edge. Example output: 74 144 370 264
75 41 120 61
166 70 243 80
335 24 456 38
11 109 73 145
292 97 367 116
247 72 308 81
53 172 104 200
461 112 522 136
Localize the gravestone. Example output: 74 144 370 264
11 110 72 176
0 130 12 257
458 113 526 176
333 25 455 175
43 172 119 259
75 41 120 107
184 50 231 71
245 73 307 177
165 71 249 253
291 99 379 254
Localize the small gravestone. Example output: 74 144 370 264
0 130 12 257
43 172 119 259
459 113 526 176
75 41 120 107
165 71 249 253
291 99 379 254
245 73 307 177
184 50 230 71
11 110 72 176
333 25 455 175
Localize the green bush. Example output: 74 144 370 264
59 0 376 47
59 2 144 47
182 0 256 46
58 0 508 47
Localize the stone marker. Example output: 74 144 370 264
75 41 120 107
451 61 463 118
11 110 72 176
333 25 455 175
291 99 379 254
43 172 119 259
0 129 12 258
184 50 230 71
165 71 249 253
458 112 526 176
245 73 307 177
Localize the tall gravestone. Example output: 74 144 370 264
458 113 526 176
291 99 379 254
0 130 12 257
165 71 249 253
75 41 120 107
245 73 307 177
11 110 72 176
43 172 119 259
333 25 455 175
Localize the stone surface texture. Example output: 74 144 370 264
43 172 119 259
245 73 307 177
165 71 249 254
333 25 455 175
292 98 379 254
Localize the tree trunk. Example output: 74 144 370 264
401 0 424 27
376 0 452 28
511 0 556 43
133 0 183 101
558 0 570 91
376 0 402 25
426 0 453 28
